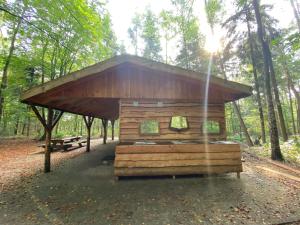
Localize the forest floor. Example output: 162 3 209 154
0 139 300 225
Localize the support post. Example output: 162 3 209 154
102 118 108 144
83 116 94 152
111 119 115 141
31 106 63 173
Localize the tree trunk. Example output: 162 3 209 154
26 115 31 137
286 66 300 133
45 109 53 173
83 116 94 153
288 83 297 134
87 126 91 152
233 102 254 146
14 118 19 135
252 0 283 160
111 120 115 141
100 120 103 138
102 119 108 144
246 14 266 143
218 53 253 146
290 0 300 31
266 47 288 141
0 16 23 122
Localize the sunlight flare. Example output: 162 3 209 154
205 34 221 53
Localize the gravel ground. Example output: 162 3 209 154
0 142 300 225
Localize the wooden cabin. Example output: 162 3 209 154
21 54 252 177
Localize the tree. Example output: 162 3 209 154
141 8 162 61
252 0 283 160
205 0 254 146
290 0 300 31
159 10 176 63
171 0 207 71
128 13 142 55
0 1 26 123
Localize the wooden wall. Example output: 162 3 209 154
114 144 242 177
119 99 226 142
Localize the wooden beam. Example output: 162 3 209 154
83 116 94 152
102 119 108 144
52 110 64 128
111 119 115 141
44 108 53 173
31 106 64 173
31 105 47 129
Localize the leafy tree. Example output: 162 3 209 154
141 8 162 61
252 0 283 160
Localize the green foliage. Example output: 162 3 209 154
0 0 119 136
140 120 159 134
170 116 188 130
141 8 162 61
205 0 222 28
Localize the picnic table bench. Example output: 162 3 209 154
39 136 87 151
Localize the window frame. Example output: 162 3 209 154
139 119 160 136
169 115 190 132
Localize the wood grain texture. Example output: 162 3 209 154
114 165 243 176
114 143 242 176
115 152 241 161
116 144 241 154
119 99 226 142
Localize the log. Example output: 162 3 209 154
115 152 241 161
114 159 242 168
114 165 243 176
116 144 240 154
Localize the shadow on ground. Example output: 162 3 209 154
0 142 299 225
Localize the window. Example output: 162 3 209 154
169 116 189 132
140 120 160 135
202 120 221 134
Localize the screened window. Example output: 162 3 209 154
169 116 189 131
140 120 160 135
202 120 221 134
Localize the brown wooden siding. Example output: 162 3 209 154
119 99 226 142
114 144 242 176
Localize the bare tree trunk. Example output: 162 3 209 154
266 48 288 141
252 0 283 160
246 14 266 143
0 16 23 122
233 102 254 146
14 118 19 135
290 0 300 31
288 84 297 134
218 54 253 146
111 120 115 141
102 119 108 144
26 115 31 137
286 69 300 133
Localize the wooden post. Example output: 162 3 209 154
31 106 63 173
111 119 115 141
102 119 108 144
83 116 94 152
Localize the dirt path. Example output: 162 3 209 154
0 138 100 190
0 141 299 225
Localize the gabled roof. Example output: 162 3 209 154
21 54 252 101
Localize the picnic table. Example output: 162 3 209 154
39 136 86 151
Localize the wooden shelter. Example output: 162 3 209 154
21 54 252 177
